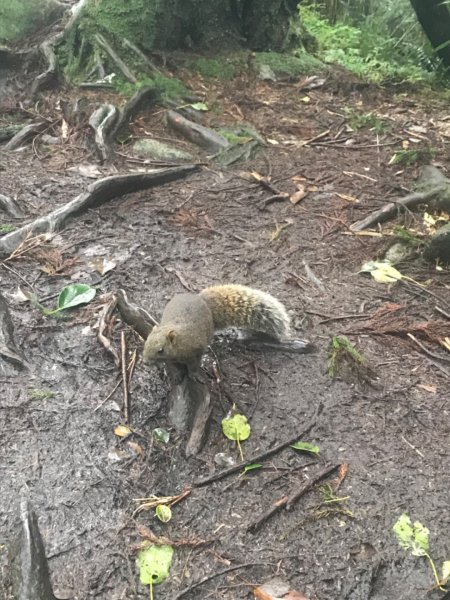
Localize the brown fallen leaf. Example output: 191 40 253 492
290 186 308 204
254 578 310 600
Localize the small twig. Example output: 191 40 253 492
173 562 270 600
286 463 341 510
303 260 326 292
402 280 449 309
407 333 450 364
319 313 369 324
248 463 341 532
435 306 450 321
401 435 425 458
94 378 121 411
302 128 331 146
121 331 131 424
194 402 322 487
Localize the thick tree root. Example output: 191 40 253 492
166 110 230 153
350 165 450 231
0 166 200 257
4 122 47 151
0 194 24 218
9 499 56 600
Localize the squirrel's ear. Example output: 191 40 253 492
166 329 177 343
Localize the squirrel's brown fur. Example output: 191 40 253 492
143 284 291 372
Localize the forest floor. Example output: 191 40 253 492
1 52 450 600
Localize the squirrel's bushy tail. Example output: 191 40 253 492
200 284 291 339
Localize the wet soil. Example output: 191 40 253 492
1 61 450 600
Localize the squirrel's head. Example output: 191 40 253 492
143 325 205 371
143 326 178 364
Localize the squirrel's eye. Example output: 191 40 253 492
157 347 164 354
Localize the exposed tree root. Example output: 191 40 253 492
0 166 200 257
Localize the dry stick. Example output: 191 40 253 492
302 128 331 146
173 562 270 600
286 463 341 510
407 333 450 365
247 463 341 533
94 378 121 412
121 331 131 424
194 402 323 488
401 280 450 309
435 306 450 321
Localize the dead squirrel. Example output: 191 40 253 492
143 284 311 373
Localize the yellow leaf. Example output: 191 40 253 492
114 424 131 437
440 337 450 352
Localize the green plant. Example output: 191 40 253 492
345 109 390 134
328 335 365 378
300 4 435 83
222 413 251 460
28 389 56 400
393 514 450 591
389 147 437 165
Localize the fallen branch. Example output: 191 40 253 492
247 463 341 533
0 166 200 257
194 402 322 487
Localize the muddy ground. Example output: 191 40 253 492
1 57 450 600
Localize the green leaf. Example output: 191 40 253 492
155 504 172 523
221 414 251 442
243 463 262 473
393 514 429 556
137 545 174 585
153 428 170 444
56 284 96 311
291 441 320 455
188 102 208 111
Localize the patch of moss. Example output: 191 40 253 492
192 58 236 80
218 125 264 146
0 224 16 234
345 109 390 134
116 74 187 99
255 51 325 77
82 0 161 51
390 147 437 166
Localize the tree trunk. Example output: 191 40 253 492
67 0 299 53
409 0 450 68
